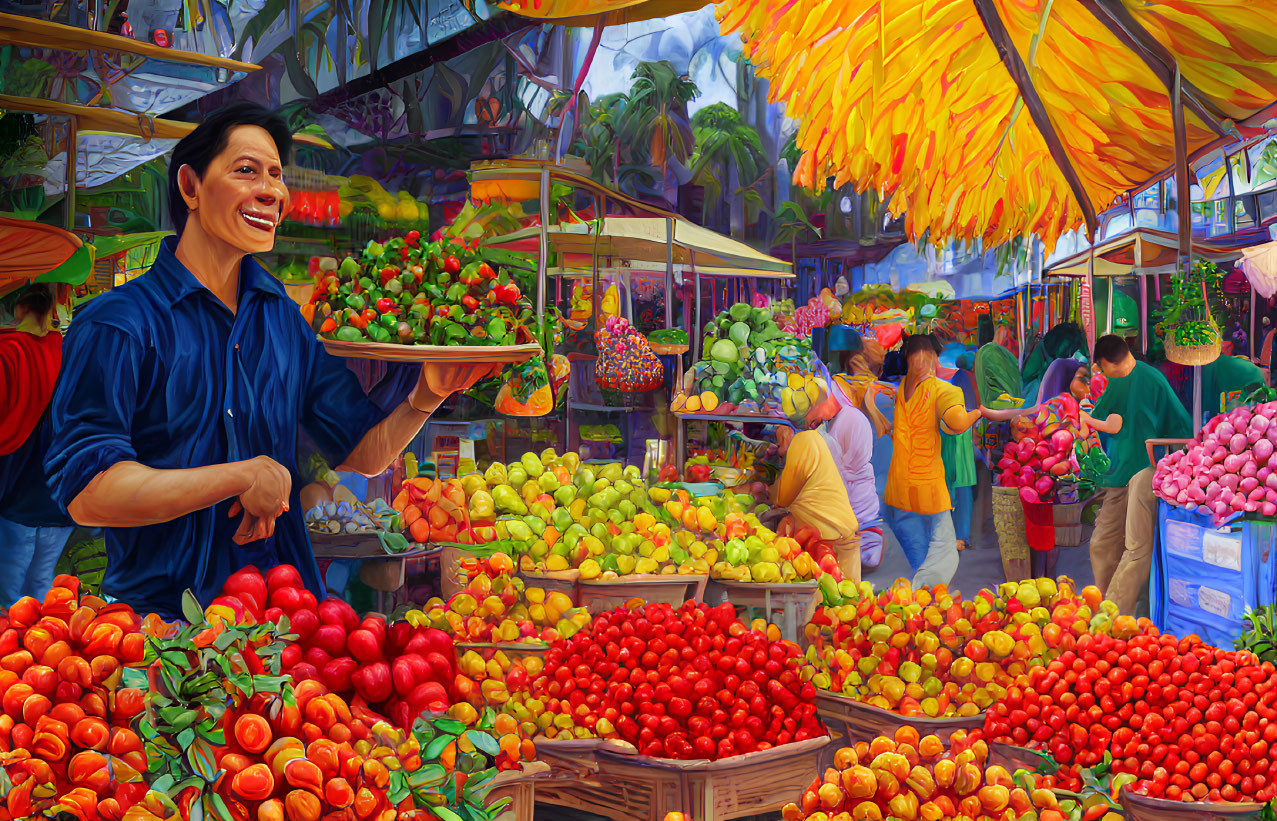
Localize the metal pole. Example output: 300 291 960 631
65 115 77 231
1172 68 1191 274
1193 364 1203 427
1106 279 1114 336
537 167 549 320
664 217 674 327
1140 275 1147 355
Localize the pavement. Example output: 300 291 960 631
865 473 1097 596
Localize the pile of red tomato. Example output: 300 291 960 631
531 600 826 759
215 565 456 732
985 630 1277 803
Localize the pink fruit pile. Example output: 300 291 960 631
996 395 1080 503
1155 401 1277 524
216 565 456 730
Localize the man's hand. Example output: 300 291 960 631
229 455 292 544
409 362 504 414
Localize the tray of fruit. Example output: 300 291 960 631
1120 787 1266 820
305 233 543 364
813 689 985 744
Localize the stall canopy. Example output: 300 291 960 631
0 217 92 297
715 0 1277 252
1046 228 1242 277
496 0 707 26
1238 241 1277 298
484 217 792 277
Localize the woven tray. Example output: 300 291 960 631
650 343 689 355
1121 787 1265 820
992 485 1031 582
320 338 542 363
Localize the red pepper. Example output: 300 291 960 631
496 282 521 304
435 305 451 318
443 256 461 275
406 230 421 246
477 263 495 280
399 246 411 260
380 266 399 284
462 295 479 311
375 297 395 313
361 309 378 325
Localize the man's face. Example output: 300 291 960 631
183 125 289 254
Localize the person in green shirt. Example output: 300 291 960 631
1081 335 1193 616
1199 354 1265 424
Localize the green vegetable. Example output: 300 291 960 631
728 321 751 346
729 302 752 322
709 339 740 364
335 326 364 342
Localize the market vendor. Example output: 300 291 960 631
1199 353 1265 423
44 103 498 619
771 398 861 582
880 333 981 587
1081 335 1192 617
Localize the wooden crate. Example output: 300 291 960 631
485 761 549 821
535 737 828 821
531 738 606 779
707 580 818 643
1121 787 1265 820
578 574 707 615
814 690 985 746
517 568 580 600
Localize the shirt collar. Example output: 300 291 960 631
149 235 281 304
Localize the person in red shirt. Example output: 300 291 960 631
0 284 74 604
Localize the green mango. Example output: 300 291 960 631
601 554 619 574
574 468 596 492
537 472 561 492
618 500 637 521
607 509 625 526
552 539 571 558
506 520 533 542
507 466 527 489
587 492 608 510
599 463 623 483
623 465 641 482
614 479 633 496
590 522 611 542
553 486 577 507
529 503 550 523
492 485 527 515
520 452 545 478
819 574 842 607
670 544 688 565
525 516 546 536
551 508 574 533
540 448 560 468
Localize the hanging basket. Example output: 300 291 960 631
1163 274 1222 366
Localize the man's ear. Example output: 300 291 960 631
177 164 200 211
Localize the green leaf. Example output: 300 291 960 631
187 737 219 781
464 730 500 757
208 792 234 821
177 728 195 749
422 733 454 762
407 764 447 788
150 774 175 794
213 631 237 652
431 807 464 821
181 590 205 625
432 718 468 735
388 770 410 805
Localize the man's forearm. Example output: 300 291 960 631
339 397 437 477
68 461 252 527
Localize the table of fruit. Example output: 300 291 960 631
8 434 1277 821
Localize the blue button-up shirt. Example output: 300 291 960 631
45 237 383 619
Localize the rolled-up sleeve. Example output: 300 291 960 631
44 323 143 513
300 339 386 468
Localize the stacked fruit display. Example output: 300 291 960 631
803 578 1136 718
405 555 591 644
594 316 663 392
985 630 1277 804
1155 401 1277 523
675 302 817 415
304 233 537 348
518 601 826 759
453 647 544 717
392 475 496 546
780 727 1116 821
0 575 152 821
214 565 456 733
995 396 1082 504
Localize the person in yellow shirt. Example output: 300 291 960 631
772 391 861 582
879 334 981 587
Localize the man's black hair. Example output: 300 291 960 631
1093 334 1131 366
901 332 941 359
15 284 54 318
167 102 292 235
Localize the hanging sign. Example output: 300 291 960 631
1081 251 1097 352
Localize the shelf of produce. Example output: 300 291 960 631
487 761 550 821
1120 787 1265 820
577 574 707 615
705 580 818 644
535 737 828 821
813 690 985 747
320 338 543 364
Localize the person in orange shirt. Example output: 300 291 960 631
879 334 981 587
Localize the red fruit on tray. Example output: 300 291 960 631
223 566 268 615
318 597 359 634
309 625 348 659
265 564 304 594
347 629 384 664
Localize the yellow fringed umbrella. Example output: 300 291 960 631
497 0 707 26
715 0 1277 256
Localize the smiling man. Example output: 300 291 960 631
44 103 496 619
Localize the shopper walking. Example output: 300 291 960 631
881 334 981 587
0 284 74 604
1082 335 1192 616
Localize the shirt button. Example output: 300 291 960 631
227 409 234 418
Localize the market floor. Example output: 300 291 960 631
864 479 1097 596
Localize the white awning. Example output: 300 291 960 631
1239 241 1277 298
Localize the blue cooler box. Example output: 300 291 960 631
1151 501 1277 648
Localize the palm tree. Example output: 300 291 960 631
620 61 698 187
773 200 820 266
689 102 766 231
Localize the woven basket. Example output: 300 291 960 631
991 485 1031 583
1052 497 1091 547
1120 787 1265 820
1164 316 1222 367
